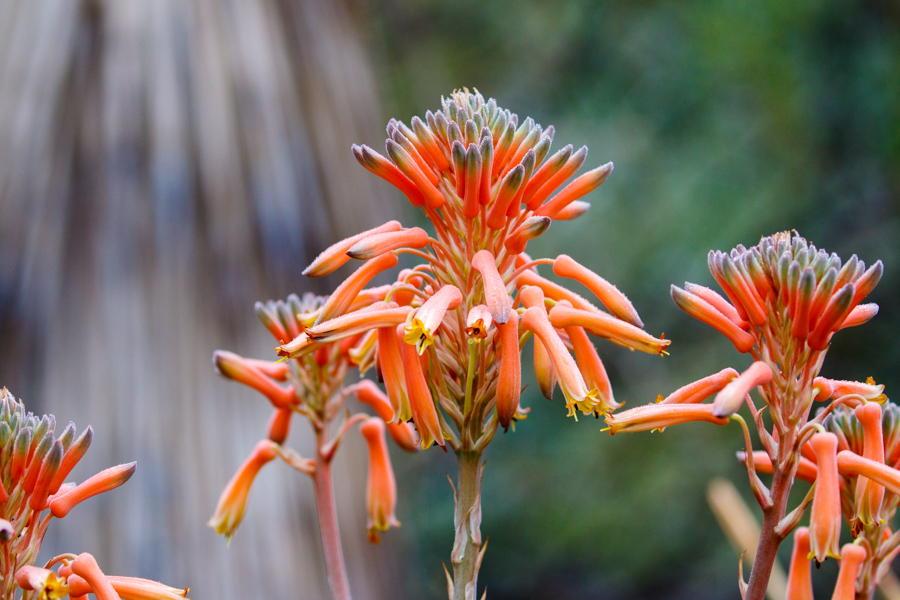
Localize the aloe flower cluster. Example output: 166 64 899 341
0 388 187 600
605 231 883 600
809 401 900 599
274 89 669 599
211 293 416 600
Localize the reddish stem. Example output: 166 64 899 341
314 427 353 600
745 467 791 600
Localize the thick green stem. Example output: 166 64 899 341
314 429 352 600
452 450 484 600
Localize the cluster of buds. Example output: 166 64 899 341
603 232 883 600
0 388 186 600
276 89 669 598
211 293 416 546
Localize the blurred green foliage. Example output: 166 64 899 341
363 1 900 597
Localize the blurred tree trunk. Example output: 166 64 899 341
0 0 400 597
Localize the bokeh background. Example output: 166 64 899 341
1 0 898 598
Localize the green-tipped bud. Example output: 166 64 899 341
447 120 463 146
30 440 63 511
50 425 93 494
255 301 290 344
463 143 483 219
56 421 76 452
465 119 478 146
23 431 54 493
522 144 573 208
451 140 467 197
11 426 32 479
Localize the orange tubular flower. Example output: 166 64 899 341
659 367 738 405
208 440 277 540
403 285 463 354
266 407 293 445
378 325 412 422
552 200 591 221
69 553 120 600
359 418 400 543
316 252 399 324
604 403 728 435
553 254 642 327
841 303 878 329
104 576 189 600
214 350 296 408
737 451 818 484
836 451 900 497
496 311 521 429
819 378 885 402
522 306 599 417
504 216 551 255
49 462 136 519
303 303 413 345
854 403 885 527
518 286 557 400
465 304 493 339
303 220 403 277
399 326 445 450
471 250 512 324
346 227 429 260
547 303 671 355
831 544 867 600
711 361 773 418
351 380 419 452
809 433 842 562
517 268 599 312
15 566 67 599
534 163 613 219
785 527 813 600
671 285 755 353
565 324 618 412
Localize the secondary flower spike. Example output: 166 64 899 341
291 90 670 599
213 292 420 600
612 232 885 600
0 388 187 600
816 399 900 599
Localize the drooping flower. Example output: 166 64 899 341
359 418 400 543
208 440 278 540
496 310 521 429
830 544 867 600
785 527 813 600
809 433 842 562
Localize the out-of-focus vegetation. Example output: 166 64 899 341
364 1 900 598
